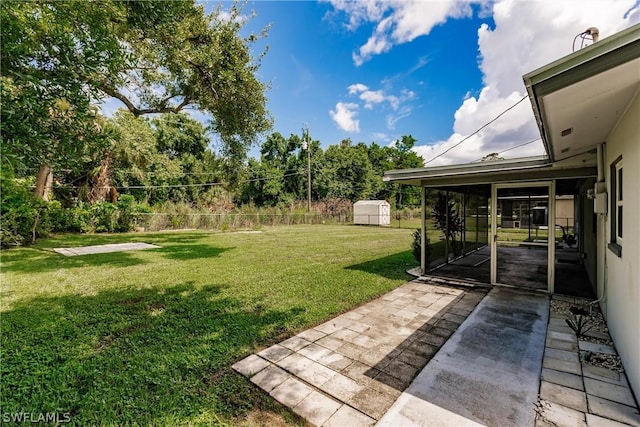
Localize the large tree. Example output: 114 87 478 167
240 132 306 206
315 139 375 202
1 0 271 198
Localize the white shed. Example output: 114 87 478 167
353 200 391 226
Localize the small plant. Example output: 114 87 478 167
565 305 595 338
411 229 432 266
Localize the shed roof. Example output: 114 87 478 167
354 200 390 205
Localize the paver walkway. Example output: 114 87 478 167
536 295 640 427
233 280 488 426
54 242 160 256
378 286 549 426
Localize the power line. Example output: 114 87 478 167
423 95 529 165
32 171 306 191
471 137 541 162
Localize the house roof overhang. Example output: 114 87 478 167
523 23 640 162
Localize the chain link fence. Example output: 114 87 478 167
134 209 423 232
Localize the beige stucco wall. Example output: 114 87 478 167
599 90 640 398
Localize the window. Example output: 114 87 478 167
608 156 623 257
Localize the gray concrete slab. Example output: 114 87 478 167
378 287 549 427
54 242 160 256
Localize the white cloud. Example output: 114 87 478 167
330 102 360 132
323 0 391 31
217 10 248 25
329 1 477 66
360 90 387 109
372 132 393 143
386 106 413 130
346 83 412 111
329 0 638 165
333 83 417 130
348 83 369 94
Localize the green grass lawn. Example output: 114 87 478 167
1 225 416 426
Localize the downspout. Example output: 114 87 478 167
590 142 607 310
597 143 605 184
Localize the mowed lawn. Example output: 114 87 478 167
1 225 415 426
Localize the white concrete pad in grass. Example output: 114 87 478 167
54 242 160 256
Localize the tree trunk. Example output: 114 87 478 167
34 164 53 201
89 156 112 203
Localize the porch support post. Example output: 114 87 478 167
421 186 427 274
548 180 556 293
462 193 467 255
475 195 479 250
490 184 497 284
445 191 449 263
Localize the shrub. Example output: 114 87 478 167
565 305 595 338
115 195 137 232
41 200 66 232
66 204 93 233
90 202 119 233
0 170 43 247
411 229 431 266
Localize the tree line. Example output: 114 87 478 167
10 105 425 207
1 106 424 246
0 0 424 246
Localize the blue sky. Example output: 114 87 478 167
244 1 487 144
103 1 638 165
240 1 491 154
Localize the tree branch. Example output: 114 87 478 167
98 83 192 117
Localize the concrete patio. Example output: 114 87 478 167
233 280 488 425
233 279 640 426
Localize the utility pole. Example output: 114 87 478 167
303 125 311 212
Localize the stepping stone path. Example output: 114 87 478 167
536 295 640 427
233 280 488 426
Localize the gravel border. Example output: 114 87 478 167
550 296 623 372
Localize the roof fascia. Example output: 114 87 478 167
418 165 597 188
384 156 549 182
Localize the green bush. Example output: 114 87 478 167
66 204 93 233
90 203 119 233
115 194 135 232
0 170 44 247
41 200 66 232
1 173 155 246
411 229 431 266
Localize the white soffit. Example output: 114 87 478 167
542 57 640 161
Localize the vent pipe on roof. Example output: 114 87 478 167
573 27 600 51
586 27 600 42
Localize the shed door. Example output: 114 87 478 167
380 204 390 224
